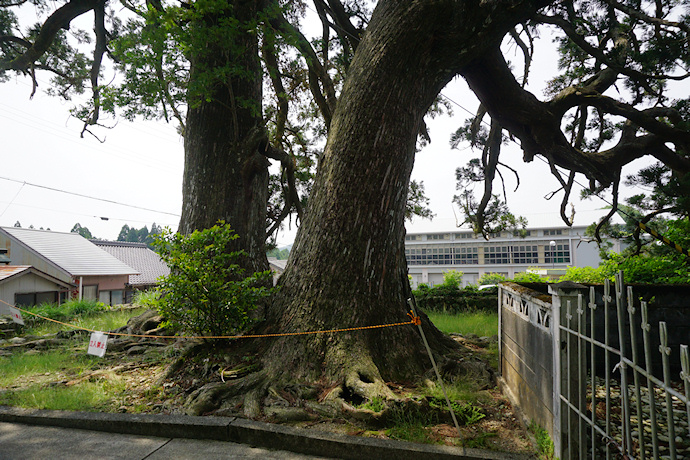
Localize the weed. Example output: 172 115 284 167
132 290 160 308
529 421 556 459
385 403 439 444
429 397 485 425
22 308 146 336
360 396 386 412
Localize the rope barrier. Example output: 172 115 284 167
637 222 690 257
0 299 420 340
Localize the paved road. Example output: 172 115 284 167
0 422 328 460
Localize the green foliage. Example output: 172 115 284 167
413 284 496 314
557 266 608 284
117 223 162 248
477 272 507 285
442 270 464 288
132 290 160 308
152 222 275 336
405 180 434 221
360 396 386 413
23 299 106 327
529 421 556 460
429 398 485 425
266 247 290 260
71 223 94 240
512 271 549 283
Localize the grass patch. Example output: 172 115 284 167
426 310 498 337
0 375 127 411
23 307 146 336
385 404 440 444
0 350 97 387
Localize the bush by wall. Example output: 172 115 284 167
413 284 497 313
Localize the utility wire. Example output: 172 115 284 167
0 175 180 217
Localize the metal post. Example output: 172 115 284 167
641 302 660 459
588 287 597 459
626 286 645 459
615 271 633 455
659 322 677 460
681 345 690 442
577 294 586 460
604 279 612 460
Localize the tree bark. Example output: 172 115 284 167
178 0 269 273
261 0 546 394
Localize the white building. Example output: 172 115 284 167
405 210 624 288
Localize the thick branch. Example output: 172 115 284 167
0 0 99 71
269 10 337 127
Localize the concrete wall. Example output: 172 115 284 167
499 283 556 437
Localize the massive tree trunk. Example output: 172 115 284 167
261 0 546 397
178 0 269 273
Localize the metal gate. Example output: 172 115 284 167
557 272 690 459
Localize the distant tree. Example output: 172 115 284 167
118 223 162 247
71 223 94 239
266 247 290 260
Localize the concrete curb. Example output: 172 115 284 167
0 406 533 460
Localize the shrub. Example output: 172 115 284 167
132 290 160 308
477 272 507 286
442 270 464 288
512 271 549 283
24 299 105 326
412 285 496 314
152 222 275 337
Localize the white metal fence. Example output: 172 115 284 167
499 274 690 459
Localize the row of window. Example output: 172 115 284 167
405 229 566 241
405 242 571 265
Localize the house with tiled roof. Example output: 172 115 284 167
0 227 138 306
92 240 169 301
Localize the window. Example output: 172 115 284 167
427 234 449 240
484 245 511 264
512 245 539 264
544 229 563 236
99 290 124 306
405 235 421 241
83 285 98 300
512 230 532 237
15 291 59 307
545 241 571 264
454 233 473 239
454 246 478 265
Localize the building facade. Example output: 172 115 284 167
405 212 623 288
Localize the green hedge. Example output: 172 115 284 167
413 285 497 313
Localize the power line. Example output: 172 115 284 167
0 175 180 217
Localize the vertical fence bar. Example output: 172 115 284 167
566 299 573 460
589 287 597 459
641 302 660 459
682 345 690 441
626 286 646 459
615 271 633 455
659 322 677 460
604 279 612 460
577 293 586 460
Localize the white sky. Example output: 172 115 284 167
0 13 655 246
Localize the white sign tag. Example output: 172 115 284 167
87 331 108 357
8 306 24 325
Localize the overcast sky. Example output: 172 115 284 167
0 14 653 246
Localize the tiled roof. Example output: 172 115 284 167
93 241 170 286
0 227 137 277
